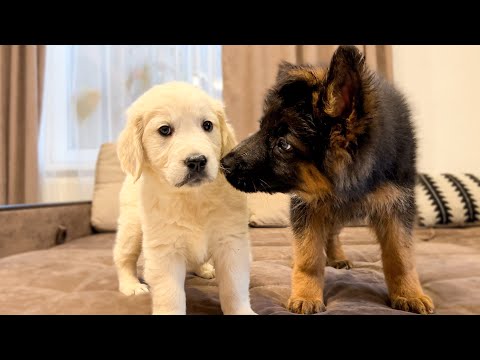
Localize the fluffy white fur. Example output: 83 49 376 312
113 82 256 315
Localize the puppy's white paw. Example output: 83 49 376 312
194 263 216 279
119 281 150 296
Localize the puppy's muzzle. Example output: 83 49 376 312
185 154 207 173
220 153 235 175
176 154 209 188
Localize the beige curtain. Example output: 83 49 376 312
0 45 46 205
222 45 392 141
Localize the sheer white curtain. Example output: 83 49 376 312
39 45 223 203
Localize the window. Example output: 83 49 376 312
39 45 223 202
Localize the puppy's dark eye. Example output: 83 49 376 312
202 120 213 132
158 125 172 136
278 137 292 151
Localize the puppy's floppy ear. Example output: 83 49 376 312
214 100 237 157
322 45 367 118
117 108 145 182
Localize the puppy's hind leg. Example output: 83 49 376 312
370 203 434 315
326 226 352 270
113 217 149 296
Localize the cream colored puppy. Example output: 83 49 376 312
113 82 256 315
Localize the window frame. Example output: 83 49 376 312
40 45 223 174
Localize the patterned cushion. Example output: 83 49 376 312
416 173 480 227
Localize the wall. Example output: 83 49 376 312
392 45 480 173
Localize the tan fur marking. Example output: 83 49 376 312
312 68 326 80
288 216 327 314
296 163 332 202
287 68 325 86
366 183 410 215
326 227 351 269
324 83 343 117
345 108 368 144
371 216 434 314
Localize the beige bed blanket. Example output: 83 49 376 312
1 226 479 315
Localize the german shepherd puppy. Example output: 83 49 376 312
221 45 434 315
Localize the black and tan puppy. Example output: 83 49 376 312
221 45 434 315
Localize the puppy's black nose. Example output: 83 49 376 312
185 155 207 172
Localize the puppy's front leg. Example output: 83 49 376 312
288 198 328 314
213 235 256 315
143 248 187 315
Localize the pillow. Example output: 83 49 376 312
416 173 480 228
247 193 291 228
90 143 125 232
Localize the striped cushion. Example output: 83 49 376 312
416 173 480 227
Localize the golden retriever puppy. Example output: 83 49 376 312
113 82 256 315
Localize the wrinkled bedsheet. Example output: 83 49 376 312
1 226 479 315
